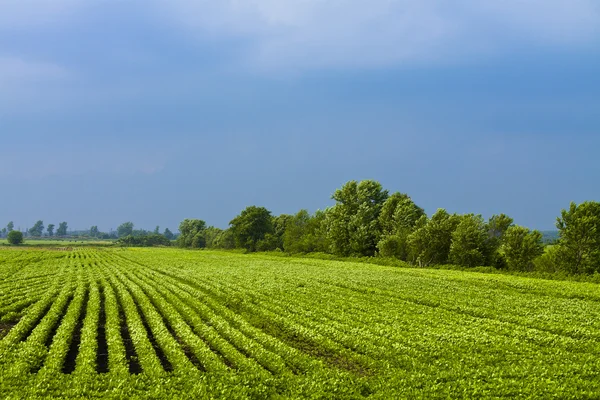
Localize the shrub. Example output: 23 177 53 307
7 230 24 245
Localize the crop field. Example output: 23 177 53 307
1 248 600 398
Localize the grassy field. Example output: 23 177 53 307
1 248 599 398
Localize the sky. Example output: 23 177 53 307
1 0 599 232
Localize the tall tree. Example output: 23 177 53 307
154 226 160 234
28 220 44 237
229 206 273 252
163 228 174 240
117 222 134 238
407 209 461 267
90 226 99 237
326 180 389 257
57 222 68 237
47 224 55 237
449 214 488 268
377 192 425 259
555 201 600 274
501 226 544 271
7 221 14 232
177 219 207 248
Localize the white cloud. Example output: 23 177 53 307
0 57 68 85
161 0 600 70
0 0 82 28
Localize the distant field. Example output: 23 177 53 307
1 248 599 398
0 239 114 247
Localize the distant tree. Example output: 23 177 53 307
1 227 6 237
90 226 99 238
501 226 544 271
485 214 514 267
283 209 329 253
57 222 68 237
7 230 24 245
377 192 425 259
407 209 461 267
449 214 488 268
154 226 160 235
326 180 389 257
47 224 55 237
177 219 207 248
7 221 14 232
163 228 174 240
203 226 223 248
28 220 44 237
117 222 134 238
555 201 600 274
116 234 171 247
212 229 236 249
230 206 274 252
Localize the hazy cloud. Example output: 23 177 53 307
162 0 600 70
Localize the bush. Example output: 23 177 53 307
7 231 24 245
116 234 171 247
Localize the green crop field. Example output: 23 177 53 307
1 248 599 399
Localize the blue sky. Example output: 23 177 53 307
1 0 599 232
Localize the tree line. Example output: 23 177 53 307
2 220 175 245
176 180 600 275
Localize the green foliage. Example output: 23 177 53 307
90 226 99 237
7 230 24 245
407 209 461 267
177 219 207 248
326 180 389 256
117 222 134 238
2 248 600 398
555 201 600 274
377 192 425 260
211 228 236 249
6 221 14 232
47 224 55 237
56 222 68 237
163 228 174 240
229 206 274 252
28 220 44 237
283 210 329 253
116 234 171 247
449 214 488 268
501 226 544 271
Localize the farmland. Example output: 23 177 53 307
1 248 600 398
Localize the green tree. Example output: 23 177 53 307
230 206 274 252
7 221 14 232
90 226 99 238
47 224 55 237
449 214 488 268
484 214 514 268
283 209 329 253
28 220 44 237
212 229 236 249
555 201 600 274
377 192 425 259
407 209 461 267
203 226 223 248
501 226 544 271
57 222 68 237
1 228 6 237
177 219 207 248
163 228 174 240
117 222 134 238
326 180 389 256
7 230 24 245
154 226 160 234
